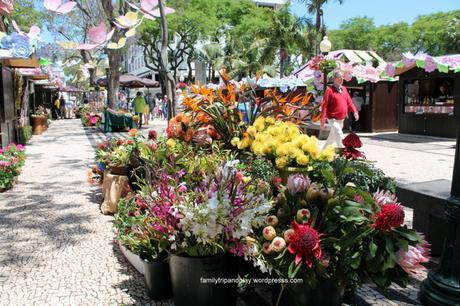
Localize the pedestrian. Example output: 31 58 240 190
162 95 169 120
53 94 61 119
143 93 150 126
60 95 67 119
147 93 155 121
320 71 359 149
351 91 364 131
132 91 146 129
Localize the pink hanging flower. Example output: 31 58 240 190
396 239 430 276
0 0 13 15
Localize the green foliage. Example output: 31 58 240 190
17 125 32 145
342 160 396 194
327 11 460 59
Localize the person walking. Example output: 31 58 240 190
132 91 146 129
60 96 67 119
53 94 61 119
320 71 359 149
162 95 169 120
350 91 364 131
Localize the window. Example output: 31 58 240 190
403 78 454 114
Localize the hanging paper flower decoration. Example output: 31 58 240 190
0 0 13 15
0 32 33 58
402 52 415 67
424 55 437 73
385 63 395 77
44 0 76 14
127 0 175 20
76 23 114 50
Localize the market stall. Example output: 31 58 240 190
396 53 459 138
103 109 137 132
290 49 399 133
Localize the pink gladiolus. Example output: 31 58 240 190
396 240 430 276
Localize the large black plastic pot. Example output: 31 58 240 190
273 279 345 306
142 256 172 300
169 254 238 306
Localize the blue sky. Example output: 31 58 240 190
290 0 460 29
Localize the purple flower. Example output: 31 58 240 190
402 52 415 67
175 169 186 178
287 174 311 195
16 144 25 151
424 55 437 73
385 63 395 77
127 211 135 217
177 182 187 193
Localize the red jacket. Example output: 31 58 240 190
320 85 358 127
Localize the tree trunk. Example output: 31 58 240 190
279 46 287 78
158 0 176 119
187 57 193 82
107 47 121 108
315 9 322 54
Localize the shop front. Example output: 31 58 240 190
398 67 458 138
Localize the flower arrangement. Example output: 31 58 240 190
0 143 26 191
256 156 429 295
173 160 274 260
31 106 48 117
170 70 313 148
231 117 335 169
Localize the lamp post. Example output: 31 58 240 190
319 36 332 94
419 109 460 303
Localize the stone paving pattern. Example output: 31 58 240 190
0 119 452 305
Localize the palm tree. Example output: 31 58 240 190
262 5 312 78
299 0 344 54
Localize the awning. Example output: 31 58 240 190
97 74 159 88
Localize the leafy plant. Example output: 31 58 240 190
17 125 32 145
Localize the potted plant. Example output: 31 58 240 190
0 143 26 191
108 141 135 176
114 193 174 300
30 106 48 135
231 117 336 183
168 160 274 306
254 151 429 306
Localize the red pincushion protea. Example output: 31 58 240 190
287 222 322 267
373 203 405 231
343 133 362 148
342 147 366 160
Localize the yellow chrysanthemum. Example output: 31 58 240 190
254 117 266 132
319 145 336 162
296 153 310 166
265 116 276 125
247 126 257 137
275 143 289 157
275 157 288 169
238 137 252 150
231 137 240 147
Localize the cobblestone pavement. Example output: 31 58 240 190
0 120 438 305
0 119 172 306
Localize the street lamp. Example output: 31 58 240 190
319 36 332 95
419 106 460 303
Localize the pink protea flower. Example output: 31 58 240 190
373 203 405 231
270 237 286 252
287 221 322 267
373 189 399 206
287 174 311 195
263 226 276 241
396 239 430 276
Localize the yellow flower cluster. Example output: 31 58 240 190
232 117 336 168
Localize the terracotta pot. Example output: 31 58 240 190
30 116 47 135
108 165 129 176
